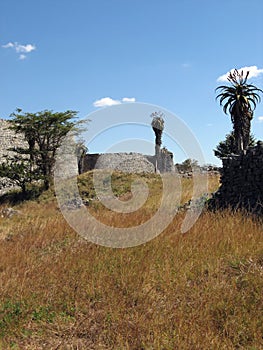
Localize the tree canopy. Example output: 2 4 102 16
1 109 79 192
214 132 256 160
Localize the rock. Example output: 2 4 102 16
60 198 83 210
1 207 22 218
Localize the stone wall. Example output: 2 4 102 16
155 148 175 173
82 149 175 174
210 141 263 214
0 119 175 194
0 119 26 160
82 153 155 174
0 119 27 194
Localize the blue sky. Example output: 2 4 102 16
1 0 263 165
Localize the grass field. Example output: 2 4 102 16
0 172 262 349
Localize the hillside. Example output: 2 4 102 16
0 172 262 349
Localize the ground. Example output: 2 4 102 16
0 172 262 349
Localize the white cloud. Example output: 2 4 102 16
217 66 263 82
15 43 36 53
258 116 263 123
93 97 136 108
2 42 14 48
19 54 27 60
122 97 136 103
93 97 121 108
2 41 36 59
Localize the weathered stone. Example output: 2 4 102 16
0 119 26 160
1 207 22 218
82 150 175 174
1 119 176 197
0 119 28 194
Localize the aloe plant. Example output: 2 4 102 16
216 69 262 153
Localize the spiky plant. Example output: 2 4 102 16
216 69 262 153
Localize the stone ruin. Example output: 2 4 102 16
0 119 175 195
209 141 263 214
0 119 27 195
2 116 262 215
0 119 26 160
81 148 175 174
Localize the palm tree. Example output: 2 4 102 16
216 69 262 153
151 111 164 172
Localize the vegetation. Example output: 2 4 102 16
175 158 199 172
0 172 262 349
216 69 262 153
214 132 256 160
0 157 37 194
0 109 78 192
0 71 262 349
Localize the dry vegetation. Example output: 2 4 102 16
0 172 262 349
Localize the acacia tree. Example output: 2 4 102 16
214 131 256 160
151 111 164 172
0 157 38 194
176 159 199 172
216 69 262 153
8 109 78 190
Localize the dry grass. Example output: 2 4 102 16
0 173 262 349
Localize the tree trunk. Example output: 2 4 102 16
153 128 162 173
155 144 160 173
232 104 252 154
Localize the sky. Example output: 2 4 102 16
1 0 263 166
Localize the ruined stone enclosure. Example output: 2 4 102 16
0 119 175 195
81 148 175 174
0 119 27 194
210 142 263 214
0 119 26 160
1 116 262 213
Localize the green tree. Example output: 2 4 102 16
0 157 36 194
214 131 256 160
216 69 262 153
176 159 199 172
8 109 78 190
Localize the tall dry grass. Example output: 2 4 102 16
0 173 262 349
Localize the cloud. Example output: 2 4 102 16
258 116 263 123
15 43 36 53
19 54 26 60
217 66 263 82
2 42 14 49
2 41 36 59
93 97 136 108
93 97 121 108
122 97 136 103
